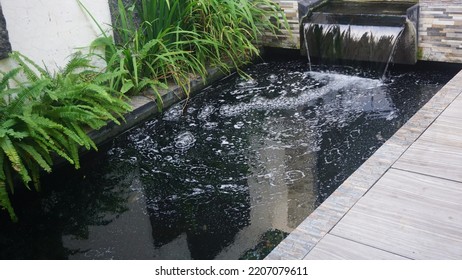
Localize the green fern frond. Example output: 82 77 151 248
21 155 41 192
6 79 50 116
140 38 162 59
17 143 52 173
0 151 6 185
4 161 15 194
0 136 32 185
0 181 17 222
10 51 49 81
84 84 113 101
4 129 29 140
0 136 22 173
17 115 58 143
61 53 94 77
32 133 74 165
68 141 80 169
31 140 53 166
70 122 97 150
0 68 22 92
92 69 127 85
1 119 18 130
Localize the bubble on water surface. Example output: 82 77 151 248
203 122 218 130
174 131 196 151
198 105 216 120
236 79 258 89
163 103 183 121
234 121 244 129
267 74 278 82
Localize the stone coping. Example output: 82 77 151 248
265 69 462 260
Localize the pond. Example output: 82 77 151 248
0 57 458 259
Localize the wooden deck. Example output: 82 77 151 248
266 69 462 260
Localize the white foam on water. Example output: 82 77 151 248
198 105 216 120
219 72 383 117
236 79 258 89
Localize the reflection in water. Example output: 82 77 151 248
0 60 456 259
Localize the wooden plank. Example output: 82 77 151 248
419 115 462 145
393 142 462 182
393 115 462 182
330 169 462 259
440 96 462 119
304 234 408 260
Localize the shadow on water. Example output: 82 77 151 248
0 57 459 259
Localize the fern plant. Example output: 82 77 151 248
0 51 131 220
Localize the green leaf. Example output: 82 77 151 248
0 181 17 222
120 80 135 94
17 143 52 173
0 136 32 186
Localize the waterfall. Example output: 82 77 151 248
303 22 405 77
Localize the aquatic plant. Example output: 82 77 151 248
88 0 210 111
184 0 288 70
90 0 288 104
0 52 131 220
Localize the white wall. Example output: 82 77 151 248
0 0 112 73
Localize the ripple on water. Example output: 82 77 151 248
174 131 196 151
285 170 306 183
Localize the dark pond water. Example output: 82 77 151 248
0 58 458 259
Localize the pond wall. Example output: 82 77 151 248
419 0 462 63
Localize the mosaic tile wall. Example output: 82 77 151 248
261 0 300 49
419 0 462 63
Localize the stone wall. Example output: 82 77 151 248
261 0 300 49
0 3 11 59
419 0 462 63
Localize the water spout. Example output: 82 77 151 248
382 27 405 80
303 24 312 72
300 1 418 72
303 22 405 77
